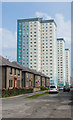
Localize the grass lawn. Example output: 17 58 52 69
24 91 49 99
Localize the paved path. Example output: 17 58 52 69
2 90 73 119
2 90 48 99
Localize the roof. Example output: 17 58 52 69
17 18 43 22
0 56 22 69
12 62 49 78
65 49 69 51
12 61 31 72
40 19 57 26
12 62 41 75
57 38 65 42
17 18 57 27
0 57 50 78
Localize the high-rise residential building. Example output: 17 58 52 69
17 18 42 71
65 49 70 85
57 38 65 87
41 19 57 86
17 18 57 86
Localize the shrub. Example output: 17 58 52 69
40 86 49 90
2 88 33 98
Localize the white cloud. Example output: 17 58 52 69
36 12 52 20
55 13 71 42
0 28 17 61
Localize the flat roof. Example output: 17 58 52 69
65 49 69 51
57 38 65 42
17 18 57 26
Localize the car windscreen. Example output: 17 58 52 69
50 86 56 88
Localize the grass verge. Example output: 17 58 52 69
24 91 49 99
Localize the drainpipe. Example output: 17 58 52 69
34 74 35 88
5 67 7 89
41 76 42 86
45 77 47 87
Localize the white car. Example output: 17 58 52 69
49 85 58 93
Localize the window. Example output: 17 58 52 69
9 67 12 74
34 49 36 50
34 59 36 61
50 36 52 38
50 26 52 28
18 70 20 76
9 80 13 87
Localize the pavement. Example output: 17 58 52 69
1 89 73 119
2 90 48 99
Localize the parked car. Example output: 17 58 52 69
59 87 63 91
70 86 73 88
49 85 58 93
63 86 70 92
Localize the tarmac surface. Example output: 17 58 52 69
1 89 73 119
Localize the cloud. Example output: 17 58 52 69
36 12 52 20
55 13 71 43
0 28 17 61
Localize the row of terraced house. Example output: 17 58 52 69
0 56 50 92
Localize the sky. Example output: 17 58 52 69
1 2 71 62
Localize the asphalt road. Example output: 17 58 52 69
2 90 73 119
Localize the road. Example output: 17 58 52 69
2 90 73 119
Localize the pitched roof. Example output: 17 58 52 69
12 61 49 78
0 56 22 69
12 61 33 72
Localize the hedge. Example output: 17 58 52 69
2 87 33 97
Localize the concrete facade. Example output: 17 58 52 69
65 49 70 85
17 18 57 86
57 38 65 87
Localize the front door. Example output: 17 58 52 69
14 77 17 88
